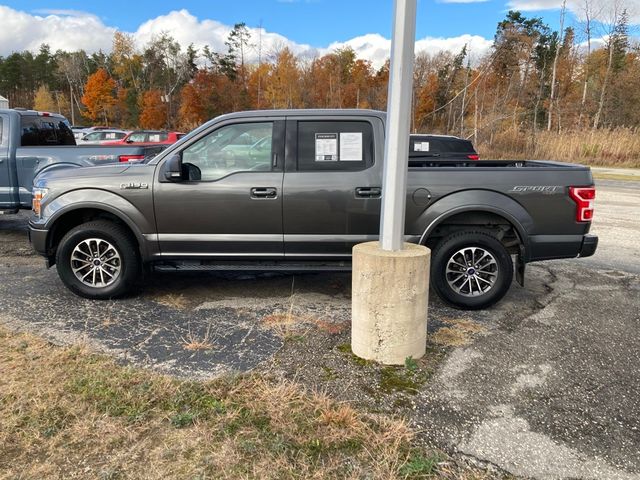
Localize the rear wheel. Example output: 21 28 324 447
55 221 140 299
431 230 513 310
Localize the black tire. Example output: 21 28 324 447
431 230 513 310
55 220 140 299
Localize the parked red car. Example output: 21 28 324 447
103 130 185 146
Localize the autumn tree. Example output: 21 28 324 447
139 89 167 129
179 72 214 129
264 47 301 109
33 85 58 112
141 34 192 127
81 68 117 124
111 32 144 94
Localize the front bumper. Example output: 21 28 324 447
578 234 598 258
29 224 49 258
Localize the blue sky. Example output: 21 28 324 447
1 0 567 45
0 0 621 67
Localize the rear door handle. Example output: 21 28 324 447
250 187 277 199
355 187 381 198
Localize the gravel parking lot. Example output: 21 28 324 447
1 178 638 479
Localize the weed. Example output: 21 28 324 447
181 322 215 351
321 365 338 380
400 451 441 477
170 411 196 428
405 356 419 372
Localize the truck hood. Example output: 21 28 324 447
33 163 155 187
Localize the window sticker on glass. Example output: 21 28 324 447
339 132 362 161
414 141 430 152
315 133 338 161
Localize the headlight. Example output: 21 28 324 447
32 188 49 217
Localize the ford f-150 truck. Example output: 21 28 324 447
29 109 598 309
0 109 166 213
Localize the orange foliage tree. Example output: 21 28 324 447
139 90 167 129
81 68 116 124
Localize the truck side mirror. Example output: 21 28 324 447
163 153 183 181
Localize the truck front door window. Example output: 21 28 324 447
182 122 273 181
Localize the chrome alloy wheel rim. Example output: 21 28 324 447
445 247 498 297
70 238 122 288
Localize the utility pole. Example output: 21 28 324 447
379 0 417 251
352 0 429 366
69 83 75 125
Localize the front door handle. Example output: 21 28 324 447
250 187 277 199
355 187 381 198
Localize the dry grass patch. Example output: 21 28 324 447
181 323 216 351
260 293 347 338
0 327 433 479
432 319 486 347
153 292 190 310
479 127 640 168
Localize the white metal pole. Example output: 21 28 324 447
379 0 417 251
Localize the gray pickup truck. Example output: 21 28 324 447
29 109 597 309
0 109 166 212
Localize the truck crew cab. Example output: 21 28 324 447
29 109 597 309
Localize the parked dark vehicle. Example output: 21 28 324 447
409 134 479 165
29 109 597 309
0 109 167 212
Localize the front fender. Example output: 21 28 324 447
413 190 534 259
39 189 155 259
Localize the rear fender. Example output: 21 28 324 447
413 190 534 261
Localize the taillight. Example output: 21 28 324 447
467 154 479 160
569 186 595 222
119 155 145 163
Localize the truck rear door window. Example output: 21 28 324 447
297 121 373 171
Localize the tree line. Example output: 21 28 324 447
0 8 637 148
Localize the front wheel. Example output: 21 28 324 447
431 230 514 310
55 221 140 299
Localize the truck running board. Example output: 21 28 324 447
154 260 353 272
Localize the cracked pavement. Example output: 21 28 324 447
0 178 638 479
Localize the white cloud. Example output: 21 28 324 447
0 6 492 69
0 5 116 54
328 33 493 68
132 9 318 61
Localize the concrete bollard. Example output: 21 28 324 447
351 241 430 365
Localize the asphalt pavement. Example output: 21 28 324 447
0 177 638 479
